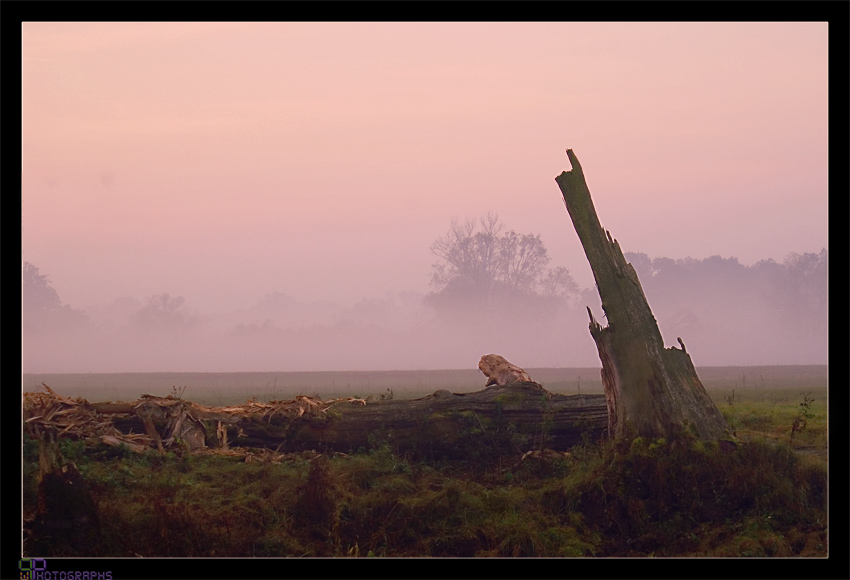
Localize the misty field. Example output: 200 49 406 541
22 366 827 558
22 364 827 405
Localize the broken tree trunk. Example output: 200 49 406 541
555 149 730 441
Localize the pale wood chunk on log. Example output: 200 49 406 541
478 354 533 387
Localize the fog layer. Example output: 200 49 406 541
22 248 827 373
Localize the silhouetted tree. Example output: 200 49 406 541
22 262 88 334
429 212 505 305
540 266 580 299
131 294 197 332
777 249 828 336
426 213 579 317
498 230 549 294
22 262 62 314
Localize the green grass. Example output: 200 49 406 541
707 387 827 459
23 384 828 557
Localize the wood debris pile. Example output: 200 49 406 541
23 383 368 458
191 394 367 423
24 383 152 453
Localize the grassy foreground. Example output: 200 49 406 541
22 389 827 557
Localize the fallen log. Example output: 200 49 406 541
24 380 608 459
236 382 608 456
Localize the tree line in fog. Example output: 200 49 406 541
21 214 827 371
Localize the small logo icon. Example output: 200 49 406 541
19 559 47 579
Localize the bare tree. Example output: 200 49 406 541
427 213 578 314
540 266 580 299
131 294 197 332
430 212 504 304
498 231 549 294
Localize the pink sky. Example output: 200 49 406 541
22 22 828 314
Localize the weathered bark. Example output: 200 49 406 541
479 354 533 386
25 385 608 459
225 383 608 456
555 149 730 441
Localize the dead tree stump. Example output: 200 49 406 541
32 432 100 554
555 149 730 441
